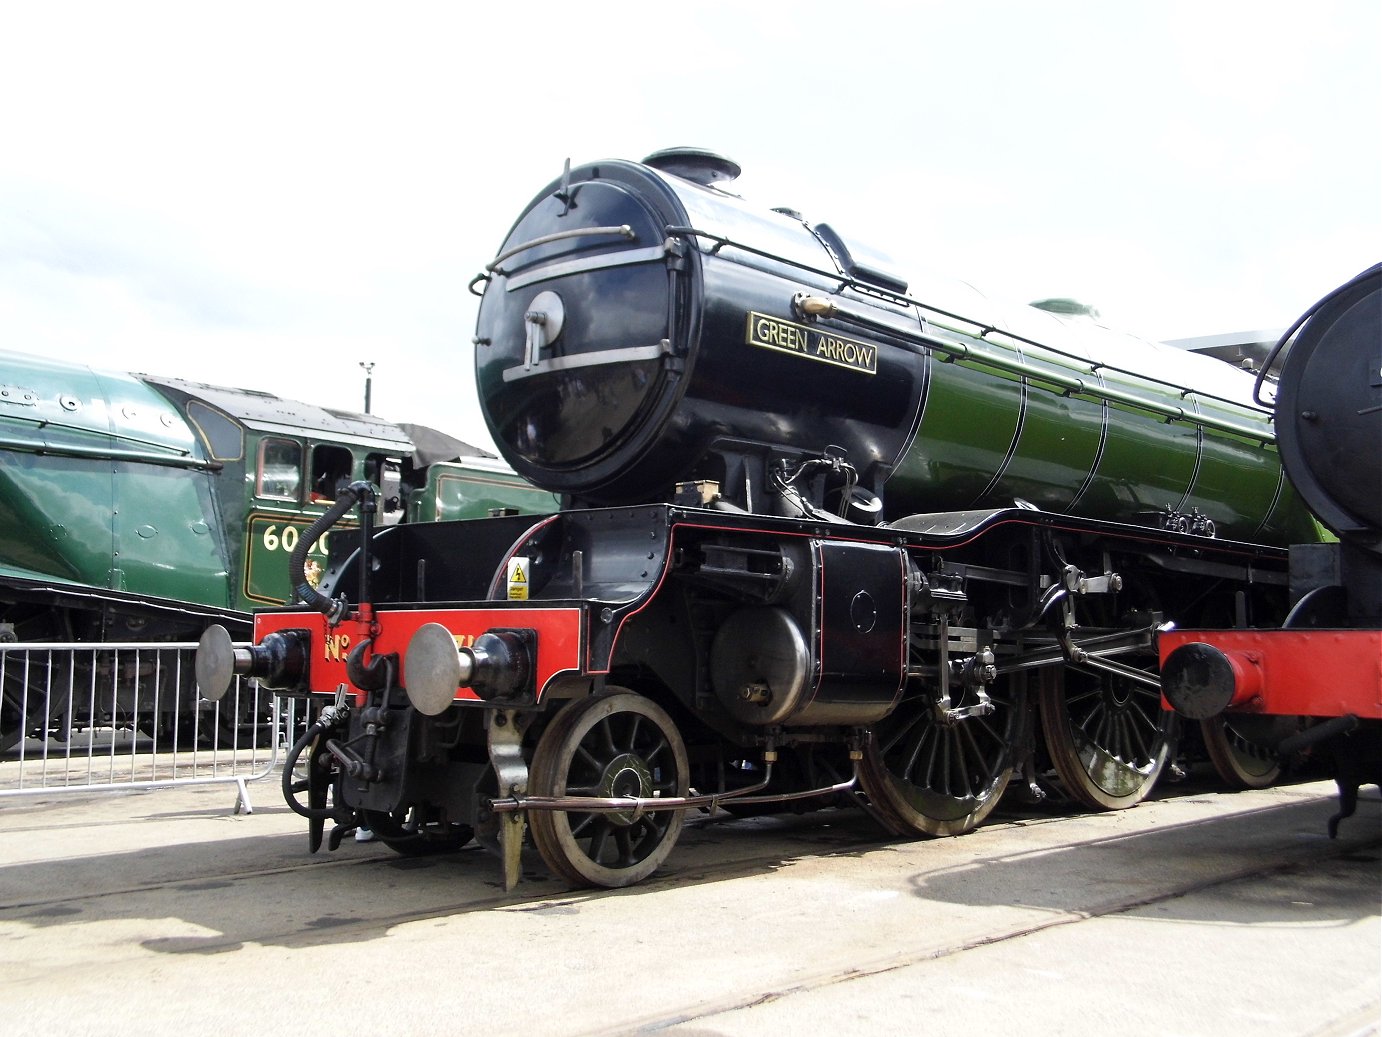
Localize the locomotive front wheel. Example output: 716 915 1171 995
528 690 690 888
1200 715 1282 789
0 714 21 754
1039 665 1175 810
1 656 61 753
1 676 26 752
359 808 475 857
859 674 1027 837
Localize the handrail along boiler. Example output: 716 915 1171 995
202 149 1361 888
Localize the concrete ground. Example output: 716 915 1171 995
0 774 1377 1037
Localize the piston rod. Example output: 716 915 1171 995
487 765 861 816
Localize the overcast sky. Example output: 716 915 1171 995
2 1 1378 452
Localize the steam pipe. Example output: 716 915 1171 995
1276 714 1360 757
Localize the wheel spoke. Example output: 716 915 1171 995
1131 703 1163 734
1114 712 1134 762
576 744 602 774
642 734 668 765
1082 701 1106 745
586 818 610 862
900 721 930 782
881 710 926 758
921 728 940 789
949 731 968 798
613 827 634 867
598 717 619 757
973 712 1004 749
939 735 961 801
960 721 995 794
1126 712 1152 764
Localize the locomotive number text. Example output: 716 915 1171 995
260 524 330 556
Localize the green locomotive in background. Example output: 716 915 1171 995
0 349 556 748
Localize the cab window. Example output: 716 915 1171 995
257 438 302 500
368 454 405 523
310 444 354 502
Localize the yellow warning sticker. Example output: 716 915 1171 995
507 556 529 601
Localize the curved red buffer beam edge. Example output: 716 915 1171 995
1159 628 1382 721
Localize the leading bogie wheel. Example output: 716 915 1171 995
528 690 689 888
859 673 1028 837
359 808 474 857
1200 715 1282 790
1039 664 1175 810
1 677 27 753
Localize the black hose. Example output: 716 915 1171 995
282 721 335 820
1276 714 1360 757
288 487 360 623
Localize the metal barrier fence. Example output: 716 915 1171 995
0 641 295 813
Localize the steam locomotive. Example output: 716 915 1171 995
1160 264 1381 829
202 149 1359 889
0 350 556 749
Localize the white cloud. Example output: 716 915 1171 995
1 1 1378 453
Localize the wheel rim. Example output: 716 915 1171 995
1200 715 1281 789
860 674 1027 837
1039 665 1174 810
528 691 689 888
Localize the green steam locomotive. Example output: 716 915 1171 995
0 349 556 748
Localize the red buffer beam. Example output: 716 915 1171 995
1160 629 1382 720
